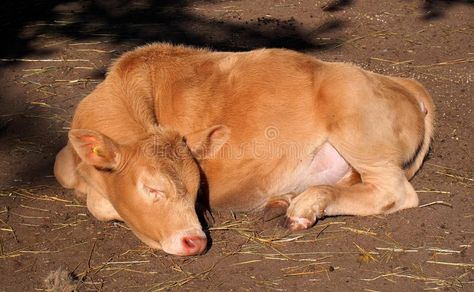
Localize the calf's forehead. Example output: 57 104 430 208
130 146 199 193
112 132 199 192
136 132 190 161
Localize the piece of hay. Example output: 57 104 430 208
44 267 78 292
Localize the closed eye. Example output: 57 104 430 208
143 185 166 202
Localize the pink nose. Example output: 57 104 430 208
181 235 207 255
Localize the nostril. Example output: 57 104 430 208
183 237 196 249
181 236 207 254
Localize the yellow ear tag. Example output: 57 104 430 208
92 146 102 156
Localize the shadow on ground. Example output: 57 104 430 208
0 0 472 185
1 0 343 60
421 0 474 20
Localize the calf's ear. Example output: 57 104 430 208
185 125 230 160
68 129 121 170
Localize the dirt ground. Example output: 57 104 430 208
0 0 473 291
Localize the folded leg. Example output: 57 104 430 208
285 166 418 231
87 189 122 222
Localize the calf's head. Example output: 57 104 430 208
68 125 229 256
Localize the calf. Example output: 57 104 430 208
55 43 434 255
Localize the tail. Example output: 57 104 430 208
395 78 435 179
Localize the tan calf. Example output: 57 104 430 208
54 43 434 255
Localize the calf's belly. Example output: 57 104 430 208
306 142 351 185
275 142 352 196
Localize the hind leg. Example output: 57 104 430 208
284 73 426 231
285 166 419 231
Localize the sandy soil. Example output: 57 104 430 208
0 0 473 291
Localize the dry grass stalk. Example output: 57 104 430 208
73 66 95 70
354 243 378 264
0 252 23 259
10 211 50 219
295 235 343 244
436 171 474 182
416 190 451 194
335 30 394 48
41 40 70 48
105 267 158 276
426 162 458 171
314 221 346 228
119 247 156 257
240 250 375 257
281 256 333 275
19 223 40 227
51 219 88 231
19 250 54 254
29 102 67 112
419 201 453 208
76 49 115 53
236 229 290 245
19 204 50 212
54 79 100 84
341 227 377 236
0 218 16 239
273 234 305 243
12 189 73 203
72 241 110 290
236 235 294 262
147 264 216 291
105 260 150 265
375 247 418 253
427 248 463 254
362 272 467 290
426 261 474 268
283 264 336 277
22 67 56 77
230 259 262 266
70 41 105 46
63 204 87 208
13 241 89 258
208 221 253 232
293 221 345 243
411 57 474 68
112 222 131 230
369 57 414 65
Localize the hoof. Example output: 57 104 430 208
285 216 313 231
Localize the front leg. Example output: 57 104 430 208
71 177 122 221
285 186 333 230
86 190 123 222
263 192 297 222
285 167 419 231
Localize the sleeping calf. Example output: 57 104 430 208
55 43 434 256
